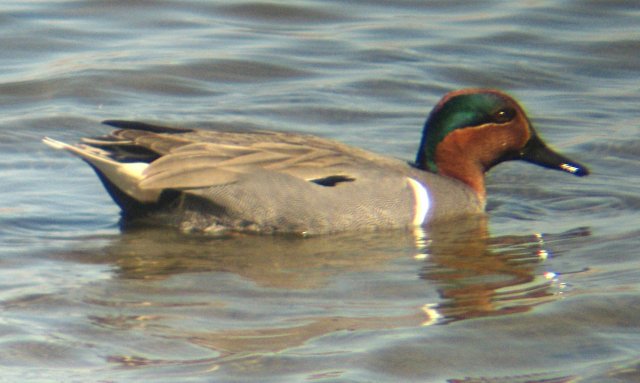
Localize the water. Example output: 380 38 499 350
1 1 639 382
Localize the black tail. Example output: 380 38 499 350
88 163 179 219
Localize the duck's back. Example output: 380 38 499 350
47 121 483 234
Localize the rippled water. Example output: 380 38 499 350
1 1 639 382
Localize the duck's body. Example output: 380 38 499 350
44 89 588 235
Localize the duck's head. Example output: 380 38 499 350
415 89 588 199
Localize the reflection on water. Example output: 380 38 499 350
45 216 589 372
419 220 591 324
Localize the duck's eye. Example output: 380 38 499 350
493 107 516 123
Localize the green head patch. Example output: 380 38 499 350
416 91 516 172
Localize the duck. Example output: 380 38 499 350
43 89 588 235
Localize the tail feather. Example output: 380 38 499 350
43 137 161 205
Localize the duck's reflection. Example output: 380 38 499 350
55 219 589 365
415 219 588 324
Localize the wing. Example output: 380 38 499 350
85 120 388 191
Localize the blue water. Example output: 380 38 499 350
1 1 639 382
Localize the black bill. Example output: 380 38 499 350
520 134 589 177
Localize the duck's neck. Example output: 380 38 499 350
432 131 488 204
437 157 487 203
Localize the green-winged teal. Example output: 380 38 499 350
44 89 588 234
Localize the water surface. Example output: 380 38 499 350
1 1 639 382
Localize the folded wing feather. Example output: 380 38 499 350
139 139 354 190
57 122 373 195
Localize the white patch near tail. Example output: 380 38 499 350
43 137 160 203
406 177 430 226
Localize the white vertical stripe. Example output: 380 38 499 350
406 177 430 226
